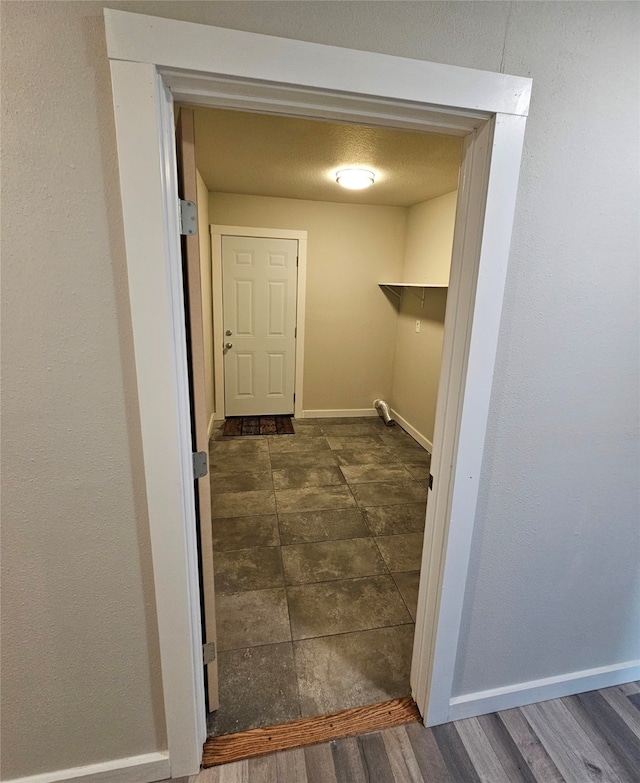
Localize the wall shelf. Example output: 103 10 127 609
379 282 448 303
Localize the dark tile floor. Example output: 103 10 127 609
206 416 431 737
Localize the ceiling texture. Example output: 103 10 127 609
191 106 463 208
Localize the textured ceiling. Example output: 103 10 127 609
191 106 463 208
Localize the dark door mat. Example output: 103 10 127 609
223 416 295 437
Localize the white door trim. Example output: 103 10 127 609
104 9 531 776
211 226 308 420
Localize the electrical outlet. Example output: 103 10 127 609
415 320 421 333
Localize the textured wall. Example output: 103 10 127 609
209 193 406 412
0 2 167 779
2 2 638 779
452 1 640 694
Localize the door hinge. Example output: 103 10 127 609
428 473 434 490
193 451 208 479
203 641 216 665
296 256 299 267
295 327 297 338
179 199 197 235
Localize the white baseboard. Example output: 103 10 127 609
389 409 433 453
207 413 216 440
301 408 378 419
2 752 170 783
447 659 640 722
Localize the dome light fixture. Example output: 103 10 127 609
335 168 376 190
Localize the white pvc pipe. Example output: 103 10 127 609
374 399 396 426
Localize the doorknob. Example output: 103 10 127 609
225 342 233 349
225 330 233 336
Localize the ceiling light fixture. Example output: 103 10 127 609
335 168 376 190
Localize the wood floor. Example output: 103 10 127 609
189 682 640 782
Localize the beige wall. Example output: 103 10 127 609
209 193 406 412
0 3 166 779
2 2 638 780
390 290 448 445
390 193 457 443
197 170 215 425
402 190 457 285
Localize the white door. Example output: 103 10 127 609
176 108 219 710
222 235 298 416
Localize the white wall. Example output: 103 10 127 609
209 192 406 413
2 2 638 779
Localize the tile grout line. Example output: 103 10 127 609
273 446 306 725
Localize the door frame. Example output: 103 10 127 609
105 9 531 777
211 226 308 420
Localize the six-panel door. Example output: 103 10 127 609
222 235 298 416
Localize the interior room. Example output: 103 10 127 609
5 3 639 781
187 106 463 736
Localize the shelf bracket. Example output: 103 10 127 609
410 287 426 307
380 284 403 300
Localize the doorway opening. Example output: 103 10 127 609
184 105 462 738
105 11 530 773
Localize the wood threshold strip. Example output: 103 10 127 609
202 697 421 767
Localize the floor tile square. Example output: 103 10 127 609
210 439 268 453
392 448 431 466
376 430 423 449
362 504 427 536
212 515 280 551
404 463 430 480
278 508 369 545
393 571 421 621
368 420 391 429
294 625 415 717
267 436 330 453
210 470 272 494
287 576 412 640
326 435 385 450
275 485 356 514
333 448 399 466
272 466 346 490
375 533 424 572
269 450 339 469
282 538 387 585
279 424 324 437
350 481 427 507
214 547 284 594
340 464 413 484
211 489 276 519
217 588 291 651
316 417 373 424
320 423 378 436
210 453 271 475
207 643 300 736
